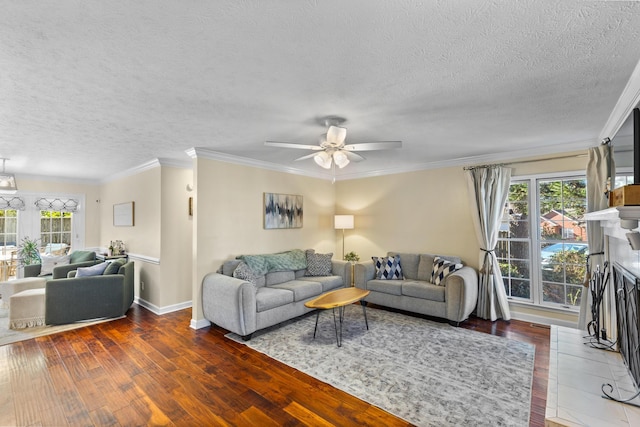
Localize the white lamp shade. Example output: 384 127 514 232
314 151 332 169
333 151 350 168
334 214 354 229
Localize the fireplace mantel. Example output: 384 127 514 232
584 207 640 241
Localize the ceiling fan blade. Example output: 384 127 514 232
265 141 324 150
343 141 402 151
344 151 365 162
294 152 319 161
326 126 347 145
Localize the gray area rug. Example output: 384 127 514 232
227 306 534 427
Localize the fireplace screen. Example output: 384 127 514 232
612 263 640 391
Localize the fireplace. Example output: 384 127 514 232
610 263 640 402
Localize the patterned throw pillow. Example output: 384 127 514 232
430 256 463 286
233 261 257 285
372 255 403 280
305 251 333 276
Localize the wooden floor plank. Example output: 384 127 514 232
0 303 549 426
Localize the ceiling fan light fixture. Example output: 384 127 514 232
333 151 350 168
326 125 347 145
313 151 332 169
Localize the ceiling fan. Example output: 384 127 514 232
265 116 402 170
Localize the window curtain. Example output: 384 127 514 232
465 166 512 321
34 198 79 212
578 144 614 330
0 196 25 210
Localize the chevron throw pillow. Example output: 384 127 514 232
372 255 403 280
430 256 463 286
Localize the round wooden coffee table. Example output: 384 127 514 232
304 287 370 347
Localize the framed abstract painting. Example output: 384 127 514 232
264 193 303 229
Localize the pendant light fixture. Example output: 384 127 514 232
0 158 17 193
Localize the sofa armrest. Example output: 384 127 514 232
52 260 99 279
443 266 479 323
45 275 125 324
23 264 42 278
354 261 376 290
331 260 350 286
202 272 257 337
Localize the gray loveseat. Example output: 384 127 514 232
202 249 350 340
354 252 478 325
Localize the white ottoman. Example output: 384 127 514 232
0 277 47 308
9 288 46 329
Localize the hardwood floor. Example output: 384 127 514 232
0 304 549 426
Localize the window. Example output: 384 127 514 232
40 210 72 254
498 175 588 310
0 209 18 247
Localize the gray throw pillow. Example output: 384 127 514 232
305 252 333 276
103 258 126 275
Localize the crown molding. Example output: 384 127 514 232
157 157 192 169
600 58 640 142
186 147 332 180
334 138 596 181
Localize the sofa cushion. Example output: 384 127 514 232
232 261 257 285
103 258 127 275
222 260 242 276
402 280 446 302
39 254 70 276
372 255 403 280
70 250 96 263
388 252 419 280
431 256 463 285
76 262 108 277
266 270 295 286
417 254 436 281
367 279 403 296
270 280 323 302
255 287 294 312
305 250 333 276
301 275 344 292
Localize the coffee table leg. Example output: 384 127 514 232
313 310 320 339
360 300 369 330
332 308 342 347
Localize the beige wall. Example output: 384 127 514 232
191 158 335 323
335 167 479 267
99 168 161 258
159 166 193 308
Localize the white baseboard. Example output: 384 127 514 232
190 318 211 330
134 297 192 315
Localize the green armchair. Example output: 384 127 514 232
45 261 134 325
24 250 97 279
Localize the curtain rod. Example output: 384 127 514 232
463 153 585 170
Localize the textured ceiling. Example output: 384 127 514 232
1 0 640 182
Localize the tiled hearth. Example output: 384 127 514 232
546 326 640 426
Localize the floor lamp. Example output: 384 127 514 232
334 215 354 260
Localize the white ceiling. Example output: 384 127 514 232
2 0 640 183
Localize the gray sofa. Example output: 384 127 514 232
45 260 135 324
202 249 350 340
354 252 478 325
